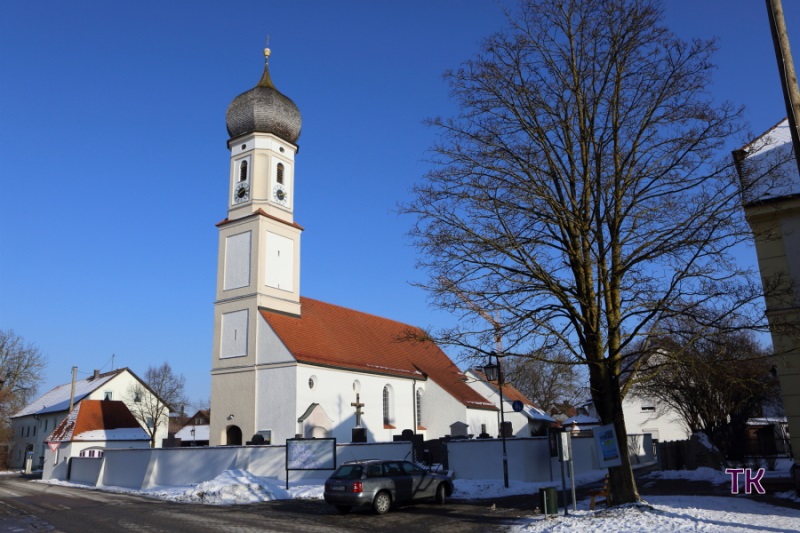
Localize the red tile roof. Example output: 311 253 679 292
261 297 496 411
47 400 146 442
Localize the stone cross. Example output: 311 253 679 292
351 393 365 427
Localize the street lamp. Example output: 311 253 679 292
483 351 509 488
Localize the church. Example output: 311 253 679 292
209 48 519 446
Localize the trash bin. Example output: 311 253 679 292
539 486 558 516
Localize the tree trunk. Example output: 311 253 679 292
590 362 640 504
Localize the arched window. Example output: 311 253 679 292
276 163 284 184
239 160 248 182
416 389 423 427
383 385 393 426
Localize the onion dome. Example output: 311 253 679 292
226 48 302 143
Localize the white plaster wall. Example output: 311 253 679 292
70 457 104 484
86 373 170 448
255 364 297 444
464 373 531 437
97 441 414 490
294 364 422 444
256 316 295 365
422 379 475 437
210 368 255 445
622 395 688 443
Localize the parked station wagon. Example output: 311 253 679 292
323 459 454 514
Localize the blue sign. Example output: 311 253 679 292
512 400 524 412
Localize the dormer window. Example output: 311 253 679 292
239 160 248 182
276 163 284 185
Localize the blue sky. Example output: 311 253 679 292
2 1 798 405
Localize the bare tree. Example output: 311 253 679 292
403 0 766 504
0 330 47 422
632 320 780 463
503 351 584 415
127 363 188 448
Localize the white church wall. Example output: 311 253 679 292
422 379 473 438
294 364 422 444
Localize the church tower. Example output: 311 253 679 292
210 48 302 445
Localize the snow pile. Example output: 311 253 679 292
140 469 324 504
644 466 730 485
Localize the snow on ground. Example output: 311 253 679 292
30 464 800 532
510 496 800 532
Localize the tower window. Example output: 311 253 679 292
276 163 284 185
239 160 248 182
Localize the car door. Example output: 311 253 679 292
384 461 413 503
401 461 434 500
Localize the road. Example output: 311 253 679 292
0 475 536 532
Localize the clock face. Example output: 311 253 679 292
273 184 288 205
234 183 250 203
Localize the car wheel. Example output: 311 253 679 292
373 491 392 514
335 505 352 514
435 483 447 505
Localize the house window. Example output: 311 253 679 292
239 160 248 182
104 391 112 401
276 163 284 184
382 385 394 426
33 426 36 436
308 375 317 389
641 403 656 412
134 392 142 403
146 417 154 429
416 389 423 427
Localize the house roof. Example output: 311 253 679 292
47 400 149 443
734 118 800 205
469 368 554 422
261 297 496 411
563 414 600 426
12 368 130 418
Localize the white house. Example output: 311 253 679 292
9 368 169 469
43 399 150 480
210 48 501 446
575 394 689 444
734 118 800 480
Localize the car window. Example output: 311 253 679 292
331 464 363 480
366 464 383 478
401 462 423 475
384 462 403 476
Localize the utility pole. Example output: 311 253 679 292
766 0 800 175
68 366 77 412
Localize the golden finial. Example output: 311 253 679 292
264 35 271 64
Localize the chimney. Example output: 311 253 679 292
92 369 100 380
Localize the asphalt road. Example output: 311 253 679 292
0 475 537 533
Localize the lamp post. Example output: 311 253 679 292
483 351 509 488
